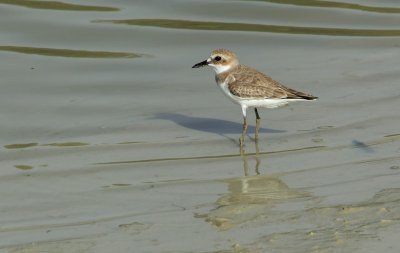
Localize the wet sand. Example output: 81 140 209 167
1 0 400 252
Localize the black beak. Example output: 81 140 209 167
192 60 208 68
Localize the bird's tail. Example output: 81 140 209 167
287 88 318 100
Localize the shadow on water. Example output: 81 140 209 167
154 112 285 137
352 139 375 153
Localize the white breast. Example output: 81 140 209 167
218 80 241 103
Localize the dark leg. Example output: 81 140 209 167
255 138 260 175
255 108 261 140
240 117 248 147
255 108 260 120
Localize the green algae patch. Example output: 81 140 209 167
97 19 400 37
0 0 118 11
244 0 400 14
14 165 33 170
42 142 89 147
0 46 142 58
4 143 38 149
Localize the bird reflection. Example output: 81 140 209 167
197 141 311 231
240 139 261 176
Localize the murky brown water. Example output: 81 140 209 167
1 0 400 252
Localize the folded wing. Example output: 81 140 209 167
228 65 317 100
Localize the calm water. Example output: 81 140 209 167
1 0 400 252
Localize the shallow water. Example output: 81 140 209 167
1 0 400 252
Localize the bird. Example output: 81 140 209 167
192 48 317 145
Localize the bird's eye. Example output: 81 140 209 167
215 56 221 61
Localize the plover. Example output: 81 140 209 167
192 48 317 145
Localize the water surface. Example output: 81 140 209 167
1 0 400 252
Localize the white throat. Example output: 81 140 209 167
208 63 232 74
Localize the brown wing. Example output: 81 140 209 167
228 83 289 98
228 65 317 100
